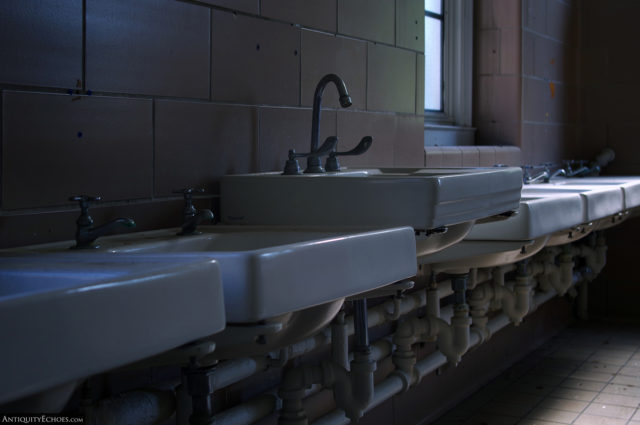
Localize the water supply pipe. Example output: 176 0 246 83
278 299 376 425
393 274 471 377
312 289 558 425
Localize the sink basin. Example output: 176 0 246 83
420 238 545 274
465 194 585 241
0 254 225 405
10 225 416 358
8 226 416 324
421 190 590 273
221 167 523 256
547 176 640 210
103 226 417 323
523 184 623 223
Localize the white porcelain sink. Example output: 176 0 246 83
221 167 523 256
523 184 623 223
0 254 225 405
465 194 584 241
104 226 417 323
547 176 640 210
421 190 589 273
9 226 417 324
420 238 545 274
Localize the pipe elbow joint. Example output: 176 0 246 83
390 368 416 393
470 324 490 345
279 364 323 400
469 284 494 311
432 313 471 366
497 283 531 325
329 352 376 423
393 316 426 349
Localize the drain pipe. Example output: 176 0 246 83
176 274 487 425
332 299 376 422
313 291 553 425
497 260 534 325
210 286 561 425
179 284 434 424
534 247 574 296
393 273 471 384
469 261 533 328
279 299 376 425
571 232 607 275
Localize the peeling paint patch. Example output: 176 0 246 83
549 82 556 99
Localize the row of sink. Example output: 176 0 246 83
1 167 639 406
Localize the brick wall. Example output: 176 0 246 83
0 0 425 248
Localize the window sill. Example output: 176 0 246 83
424 124 476 147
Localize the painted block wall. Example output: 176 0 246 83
578 0 640 322
0 0 425 248
473 0 580 166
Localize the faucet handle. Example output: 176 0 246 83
325 136 373 172
283 137 338 175
173 188 206 215
288 136 337 159
69 195 101 208
337 136 372 156
69 195 101 227
173 188 206 197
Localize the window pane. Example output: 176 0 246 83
424 0 442 15
424 16 441 110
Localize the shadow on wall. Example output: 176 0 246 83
472 0 581 166
580 1 640 322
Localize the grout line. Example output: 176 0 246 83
298 28 302 107
0 90 3 209
209 8 213 101
151 99 156 200
81 0 86 91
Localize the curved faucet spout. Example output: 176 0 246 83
74 217 136 249
308 74 352 173
178 209 214 236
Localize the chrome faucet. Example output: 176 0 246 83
174 188 214 235
69 195 136 249
563 160 596 177
307 74 353 173
522 166 549 184
546 166 567 181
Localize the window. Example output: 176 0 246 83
424 0 443 111
424 0 473 128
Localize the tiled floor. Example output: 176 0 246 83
432 322 640 425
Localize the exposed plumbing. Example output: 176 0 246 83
534 246 575 296
570 232 607 275
392 273 471 382
278 299 376 425
59 237 612 425
469 261 533 334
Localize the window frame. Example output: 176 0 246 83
424 0 474 127
424 3 444 112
